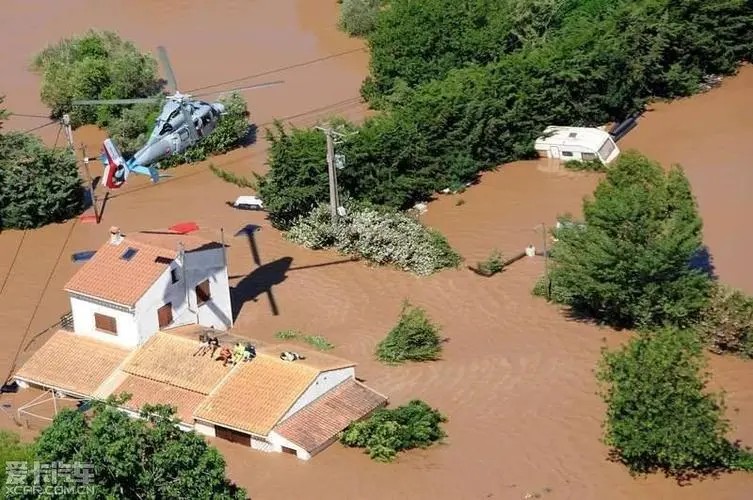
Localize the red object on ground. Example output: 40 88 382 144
169 221 200 234
79 214 97 224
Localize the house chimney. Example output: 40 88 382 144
109 226 124 245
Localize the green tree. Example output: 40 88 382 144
340 400 447 462
543 152 711 328
32 31 161 128
0 130 84 230
0 431 35 494
596 327 753 476
376 301 443 363
257 121 329 229
8 398 246 499
338 0 383 37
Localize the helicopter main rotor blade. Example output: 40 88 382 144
157 45 178 93
193 80 284 98
72 98 161 106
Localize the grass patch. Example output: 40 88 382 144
274 329 334 351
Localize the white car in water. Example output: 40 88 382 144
231 195 264 211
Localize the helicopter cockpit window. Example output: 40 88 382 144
160 122 174 135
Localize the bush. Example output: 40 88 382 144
541 152 711 329
474 249 505 276
339 0 383 37
340 400 447 462
596 327 753 477
697 283 753 358
286 201 462 276
210 163 258 189
32 30 161 127
376 301 442 363
564 159 607 172
0 130 84 229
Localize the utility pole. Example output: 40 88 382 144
62 114 75 148
535 222 551 300
63 114 99 223
315 124 357 226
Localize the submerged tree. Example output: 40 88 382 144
0 105 84 229
542 152 711 328
9 397 246 499
597 327 753 476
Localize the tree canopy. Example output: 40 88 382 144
0 101 84 230
258 0 753 227
32 30 161 128
542 152 710 328
597 327 753 477
7 398 246 499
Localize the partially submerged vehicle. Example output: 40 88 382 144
231 195 264 210
534 126 620 165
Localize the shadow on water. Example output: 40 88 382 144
229 223 359 319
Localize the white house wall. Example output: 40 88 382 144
135 266 193 344
70 295 139 348
281 368 355 422
194 420 216 437
134 247 232 343
184 249 232 331
268 431 311 460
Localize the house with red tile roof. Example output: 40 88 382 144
13 224 387 460
14 330 387 460
64 226 232 348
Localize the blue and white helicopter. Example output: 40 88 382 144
72 46 282 189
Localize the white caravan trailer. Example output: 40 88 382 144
534 126 620 165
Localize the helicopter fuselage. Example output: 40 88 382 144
131 98 225 167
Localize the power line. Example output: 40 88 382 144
0 232 26 296
3 219 78 385
8 113 51 120
22 120 57 133
186 48 366 94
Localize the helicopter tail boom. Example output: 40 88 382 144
101 139 127 189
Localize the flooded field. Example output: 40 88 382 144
1 2 752 499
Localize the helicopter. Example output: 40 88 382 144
72 46 283 189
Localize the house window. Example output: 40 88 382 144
582 153 597 161
562 151 574 157
94 313 117 334
196 279 211 305
158 303 173 329
170 268 179 284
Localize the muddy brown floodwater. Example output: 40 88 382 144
1 2 752 499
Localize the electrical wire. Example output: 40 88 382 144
3 219 78 386
8 112 51 119
22 120 57 133
186 48 366 94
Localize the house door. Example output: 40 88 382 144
216 426 251 446
549 146 560 158
157 303 173 329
